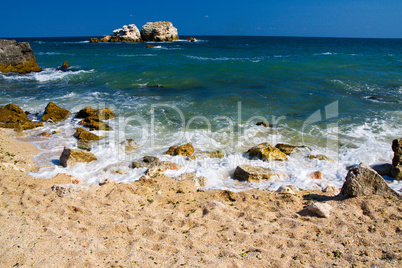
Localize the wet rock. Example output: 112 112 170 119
371 163 394 177
121 139 139 153
192 150 224 159
275 143 308 155
79 116 112 131
58 61 69 71
256 121 270 127
392 138 402 167
73 128 103 141
308 154 330 161
76 106 116 120
307 202 332 218
146 44 155 48
77 140 91 151
89 38 99 43
132 156 161 168
234 164 278 182
40 132 52 137
186 37 196 42
392 166 402 180
164 142 194 157
145 161 183 177
141 21 179 42
310 171 323 180
0 39 42 74
0 103 43 130
341 162 401 199
246 142 287 161
41 102 70 123
59 147 97 167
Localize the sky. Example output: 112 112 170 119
1 0 401 38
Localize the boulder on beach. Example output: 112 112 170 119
141 21 179 42
246 142 287 161
233 164 277 182
59 147 97 167
41 102 70 123
73 128 103 141
0 103 43 130
164 142 194 157
0 39 42 74
340 162 401 199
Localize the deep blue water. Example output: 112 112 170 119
1 36 401 190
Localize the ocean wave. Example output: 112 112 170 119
186 55 262 62
0 68 94 83
314 52 338 55
36 52 75 56
117 54 157 57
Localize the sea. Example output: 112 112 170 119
1 36 401 192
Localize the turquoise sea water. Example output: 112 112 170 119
1 36 401 191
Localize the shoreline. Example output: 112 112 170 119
1 127 401 267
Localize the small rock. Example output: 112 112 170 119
392 138 402 166
308 154 330 161
233 164 277 182
99 178 116 186
146 161 182 177
164 142 194 157
146 44 155 48
276 186 296 195
59 147 97 167
74 128 103 141
132 156 160 168
77 140 91 151
310 171 323 180
58 61 69 70
40 132 52 137
256 121 270 127
275 143 308 155
246 142 287 161
41 102 70 123
371 163 394 177
307 202 332 218
186 37 195 42
52 130 63 135
176 173 209 187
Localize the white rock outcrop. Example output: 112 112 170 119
141 21 179 42
112 24 142 42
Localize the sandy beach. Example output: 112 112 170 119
0 127 400 267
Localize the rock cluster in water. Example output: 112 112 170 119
90 21 179 43
0 39 42 74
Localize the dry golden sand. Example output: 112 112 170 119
0 128 401 267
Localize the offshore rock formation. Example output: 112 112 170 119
0 39 42 74
90 22 179 43
140 21 179 42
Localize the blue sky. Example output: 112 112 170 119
1 0 401 38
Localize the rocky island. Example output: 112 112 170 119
90 21 179 43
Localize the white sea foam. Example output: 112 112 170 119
0 68 94 83
186 55 263 62
24 109 401 193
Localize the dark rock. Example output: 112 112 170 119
73 128 103 141
392 166 402 180
246 142 287 161
256 121 270 127
58 61 69 71
371 163 394 177
132 156 161 168
76 106 116 120
164 142 194 157
146 44 155 48
41 102 70 123
0 39 42 74
186 37 196 42
59 147 97 167
79 116 112 131
392 138 402 167
89 38 99 43
340 162 401 199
